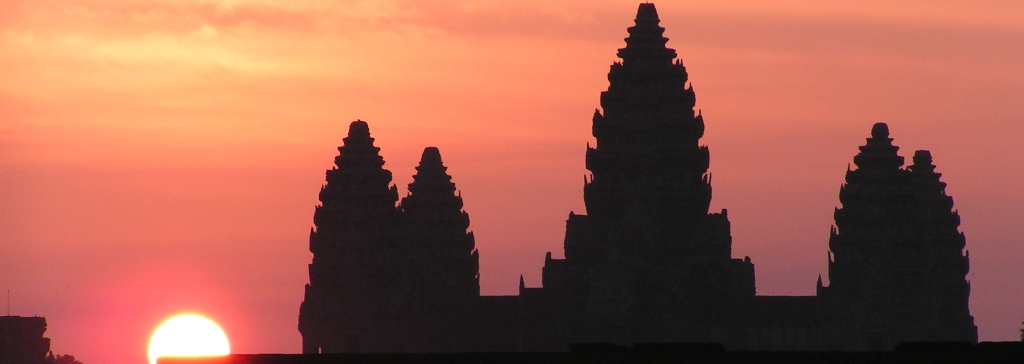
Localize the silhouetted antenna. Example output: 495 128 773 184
6 290 9 316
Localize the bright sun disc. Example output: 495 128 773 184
148 314 230 364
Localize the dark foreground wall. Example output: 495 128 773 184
162 342 1023 364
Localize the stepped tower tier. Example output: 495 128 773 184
299 120 403 354
400 147 481 308
821 123 976 350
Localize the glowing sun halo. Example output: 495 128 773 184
148 314 230 364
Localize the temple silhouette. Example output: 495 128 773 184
298 3 976 353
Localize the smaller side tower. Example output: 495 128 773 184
299 120 403 354
398 147 481 351
906 150 976 342
400 147 480 309
820 123 976 350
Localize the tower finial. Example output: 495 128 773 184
870 122 889 139
635 3 660 25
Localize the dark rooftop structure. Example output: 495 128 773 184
0 316 50 364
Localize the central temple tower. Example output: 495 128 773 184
586 3 719 255
540 3 755 345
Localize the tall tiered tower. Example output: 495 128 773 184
540 3 755 345
397 147 482 351
298 121 403 353
820 123 976 350
400 147 480 310
585 2 718 253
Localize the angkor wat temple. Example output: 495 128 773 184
298 3 976 353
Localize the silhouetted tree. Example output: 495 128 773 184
45 352 84 364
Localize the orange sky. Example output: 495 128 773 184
1 1 1022 363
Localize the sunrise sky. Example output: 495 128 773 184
1 1 1022 362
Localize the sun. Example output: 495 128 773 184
148 313 231 364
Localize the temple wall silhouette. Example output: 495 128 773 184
162 342 1024 364
298 3 976 353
